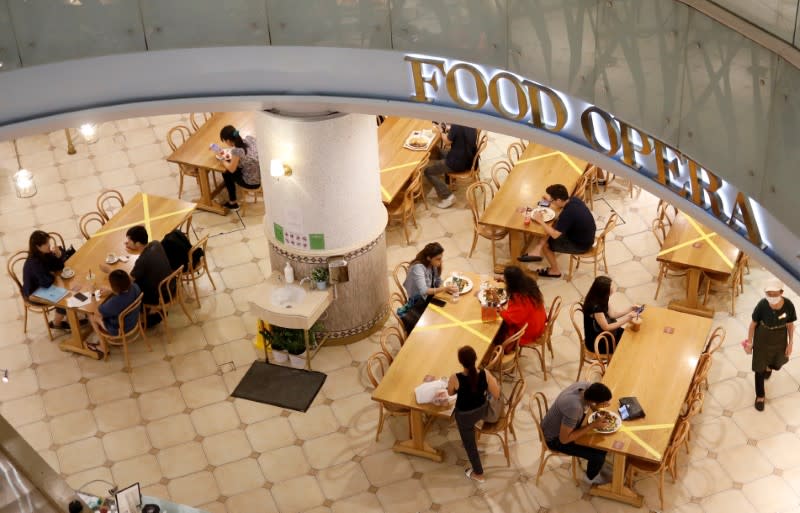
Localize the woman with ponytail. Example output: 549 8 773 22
447 345 500 483
218 125 261 211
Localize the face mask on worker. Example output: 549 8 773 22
766 295 782 305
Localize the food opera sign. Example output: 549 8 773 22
404 54 765 251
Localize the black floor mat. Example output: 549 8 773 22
231 361 327 412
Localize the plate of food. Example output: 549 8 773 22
532 206 556 223
60 267 75 279
215 149 232 161
588 409 622 434
478 287 508 307
404 131 433 151
444 275 473 295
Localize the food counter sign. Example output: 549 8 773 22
405 55 764 248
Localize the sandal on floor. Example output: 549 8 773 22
48 321 70 331
755 397 765 411
86 342 107 360
517 254 543 263
537 268 562 279
465 468 485 483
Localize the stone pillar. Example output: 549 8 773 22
256 111 389 342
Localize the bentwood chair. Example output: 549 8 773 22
476 378 526 467
466 181 508 272
592 331 617 366
97 292 149 370
189 112 212 132
566 212 618 281
386 172 420 245
7 251 56 340
96 189 125 221
379 325 405 363
391 261 410 304
580 360 607 382
143 266 193 342
167 125 207 199
490 160 513 191
625 418 690 510
521 296 562 381
483 345 504 384
531 392 578 485
656 199 678 227
79 211 107 240
499 323 528 381
366 351 410 441
237 184 264 216
572 165 598 210
446 134 488 189
652 218 689 299
570 302 596 381
408 155 430 211
181 234 216 307
507 141 525 164
701 253 747 315
389 292 408 339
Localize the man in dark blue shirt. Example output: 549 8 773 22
518 184 596 278
424 124 478 209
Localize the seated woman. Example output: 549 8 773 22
582 276 637 355
22 230 68 330
218 124 261 211
88 270 141 357
496 266 547 353
399 242 457 333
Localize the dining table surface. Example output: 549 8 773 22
372 271 502 461
656 213 741 317
479 143 588 265
577 306 713 506
166 112 255 215
378 117 440 204
53 192 196 359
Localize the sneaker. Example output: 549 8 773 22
583 473 610 486
224 201 240 211
437 194 456 209
48 321 70 331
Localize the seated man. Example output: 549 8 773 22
124 225 173 325
424 123 478 209
518 183 596 278
88 270 141 356
540 381 612 485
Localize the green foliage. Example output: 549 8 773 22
260 323 324 355
311 266 329 282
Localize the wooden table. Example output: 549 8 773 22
656 213 740 317
378 117 440 204
166 112 255 215
578 307 712 506
53 193 196 358
371 272 502 461
479 144 588 266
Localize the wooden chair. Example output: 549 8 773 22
376 115 386 126
679 388 704 452
490 160 513 191
391 262 410 303
597 169 637 198
181 234 216 307
566 212 618 281
379 325 405 363
656 199 678 227
48 231 66 252
570 302 596 381
580 360 606 382
189 112 212 132
97 292 150 370
498 323 527 381
143 266 193 342
7 251 56 340
703 326 726 356
592 331 617 367
507 141 525 164
178 214 193 241
625 418 690 510
167 125 207 199
483 345 504 384
366 351 410 441
79 211 106 240
476 378 525 466
408 155 430 211
446 134 488 189
96 190 125 221
237 184 264 216
386 172 420 245
701 253 747 315
521 296 562 381
652 218 688 299
389 292 408 339
530 392 578 485
466 181 508 272
572 165 598 210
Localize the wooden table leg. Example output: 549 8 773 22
668 269 714 318
588 452 643 507
192 168 226 215
392 410 444 461
58 309 100 360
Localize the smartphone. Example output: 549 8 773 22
619 404 630 420
429 297 447 307
209 143 221 153
537 199 551 208
73 292 88 302
635 305 645 315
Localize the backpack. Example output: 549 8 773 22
161 229 202 271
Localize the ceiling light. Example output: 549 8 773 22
11 140 36 198
79 123 98 143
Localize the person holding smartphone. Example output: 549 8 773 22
582 276 639 355
217 125 261 211
398 242 458 333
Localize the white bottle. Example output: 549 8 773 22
284 262 295 284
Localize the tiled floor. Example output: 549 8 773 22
1 116 799 513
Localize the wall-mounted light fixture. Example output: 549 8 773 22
270 159 292 177
11 140 36 198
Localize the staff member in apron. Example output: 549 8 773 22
744 280 796 411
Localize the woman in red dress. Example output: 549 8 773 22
497 266 547 351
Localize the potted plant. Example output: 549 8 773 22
260 326 289 364
311 266 329 290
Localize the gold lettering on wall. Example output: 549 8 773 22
686 161 724 218
730 192 763 247
619 122 653 168
653 140 685 197
405 56 446 102
445 62 488 110
581 107 620 156
488 72 527 121
523 81 567 132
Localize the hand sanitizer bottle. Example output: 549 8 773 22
284 262 295 284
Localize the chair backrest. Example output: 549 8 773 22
112 292 144 340
7 251 27 296
48 232 66 251
189 112 212 132
507 141 525 163
581 361 606 382
651 218 667 248
470 134 489 172
703 326 726 355
573 165 598 205
504 378 526 426
466 180 494 227
501 322 528 355
187 234 210 275
366 351 391 388
167 125 193 151
392 262 410 302
402 172 421 207
178 214 193 240
569 302 586 350
484 345 504 382
379 325 405 363
681 388 704 421
538 296 562 346
590 212 618 256
593 330 617 360
530 391 549 441
656 199 677 226
693 353 713 386
79 211 106 240
389 292 408 338
156 266 183 308
663 417 691 471
491 160 513 190
96 189 125 221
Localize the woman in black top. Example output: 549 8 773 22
447 345 500 483
744 280 796 411
582 276 638 354
22 230 68 330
